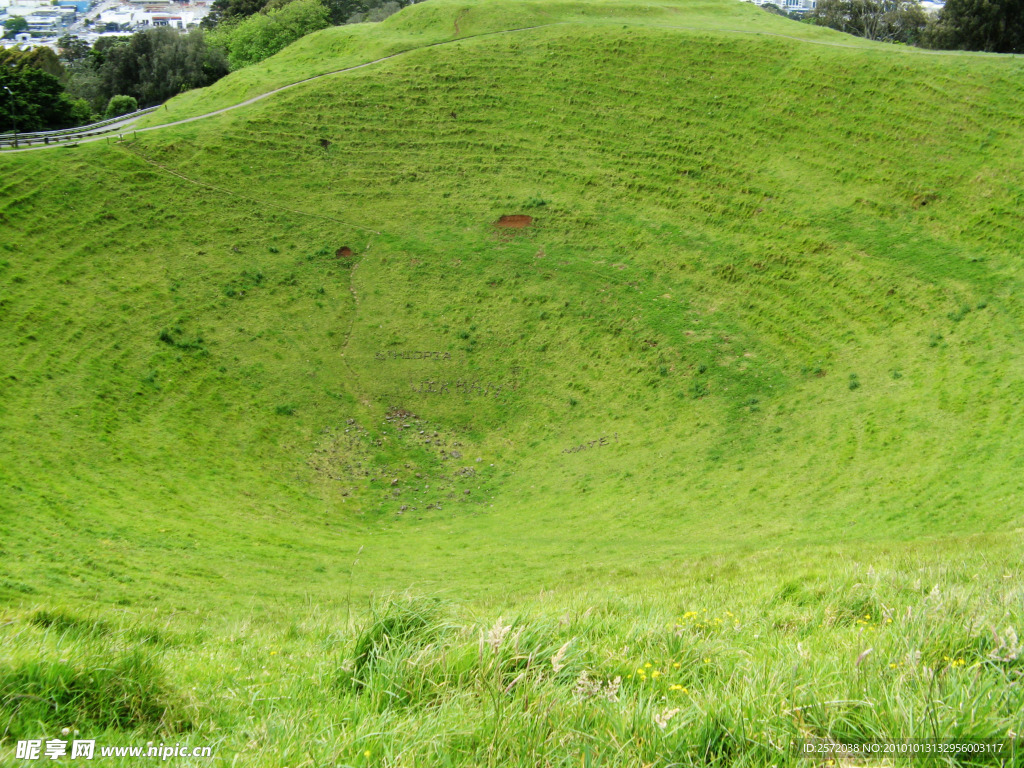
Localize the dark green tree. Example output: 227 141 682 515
0 67 77 132
0 46 65 78
57 34 92 66
2 16 28 39
62 38 122 112
925 0 1024 52
346 0 402 23
202 0 271 29
205 0 371 27
97 28 228 107
811 0 927 44
91 35 131 62
325 0 370 24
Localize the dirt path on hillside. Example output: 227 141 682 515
0 23 560 154
2 18 1004 155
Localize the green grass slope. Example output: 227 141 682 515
2 0 1023 764
137 0 886 127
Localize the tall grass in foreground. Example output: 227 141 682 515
2 549 1020 766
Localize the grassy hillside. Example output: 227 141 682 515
1 0 1023 764
135 0 884 127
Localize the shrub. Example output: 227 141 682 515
103 94 137 119
211 0 330 70
68 98 93 126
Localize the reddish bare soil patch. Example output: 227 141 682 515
494 215 533 228
336 246 353 258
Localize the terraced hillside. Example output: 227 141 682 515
1 0 1022 764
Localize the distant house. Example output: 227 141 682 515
750 0 818 12
148 14 185 28
95 5 203 32
26 10 60 34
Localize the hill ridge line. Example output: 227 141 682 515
3 18 1003 155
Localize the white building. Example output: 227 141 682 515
94 2 205 30
1 1 77 33
749 0 818 12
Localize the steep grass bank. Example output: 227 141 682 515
135 0 882 127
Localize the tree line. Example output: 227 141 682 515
203 0 411 30
1 0 414 133
761 0 1024 52
1 30 228 133
203 0 419 68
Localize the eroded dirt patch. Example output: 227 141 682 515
336 246 353 258
493 214 533 229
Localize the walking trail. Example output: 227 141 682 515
0 20 994 155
